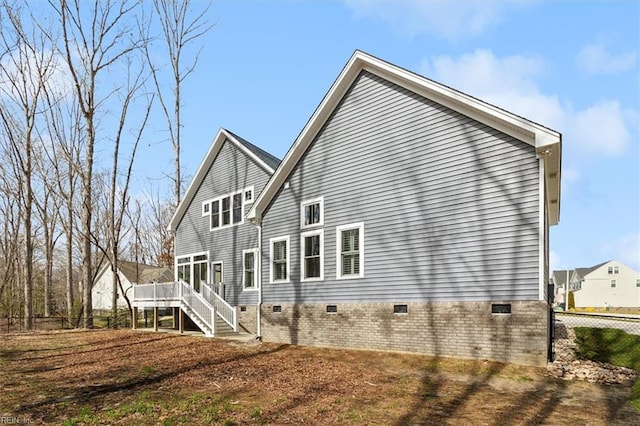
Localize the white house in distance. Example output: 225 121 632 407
571 260 640 309
93 261 174 312
551 269 571 308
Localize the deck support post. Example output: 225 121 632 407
132 308 137 330
153 307 158 332
179 308 184 334
172 307 178 329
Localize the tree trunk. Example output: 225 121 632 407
111 265 118 328
23 132 33 330
82 165 94 328
81 118 94 328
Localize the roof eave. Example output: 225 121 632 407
249 50 563 224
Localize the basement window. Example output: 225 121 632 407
491 303 511 314
393 304 408 314
272 305 282 313
240 306 247 312
326 305 337 313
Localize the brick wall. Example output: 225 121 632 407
238 305 257 334
260 301 549 366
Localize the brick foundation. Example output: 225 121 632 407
238 305 257 334
260 301 549 366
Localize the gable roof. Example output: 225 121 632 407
96 261 174 285
248 50 562 225
552 270 571 286
226 130 281 171
574 261 610 279
169 128 280 231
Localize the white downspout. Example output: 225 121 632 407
256 221 262 339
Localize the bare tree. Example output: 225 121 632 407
103 60 154 327
126 187 175 268
41 87 84 325
51 0 145 328
146 0 212 207
32 153 62 317
0 172 21 318
0 1 57 329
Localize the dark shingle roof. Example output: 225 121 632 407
574 261 610 278
226 129 281 171
552 270 571 286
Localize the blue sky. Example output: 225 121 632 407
139 1 639 272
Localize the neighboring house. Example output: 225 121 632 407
133 51 562 367
551 270 572 308
93 261 174 312
572 261 640 309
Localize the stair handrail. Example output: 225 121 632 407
179 280 215 335
201 281 216 305
201 282 237 332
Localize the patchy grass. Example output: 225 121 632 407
0 329 639 424
574 327 640 411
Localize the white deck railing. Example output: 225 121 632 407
133 280 237 336
133 281 180 303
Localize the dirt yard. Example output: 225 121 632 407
0 329 638 425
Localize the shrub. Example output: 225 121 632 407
568 291 575 310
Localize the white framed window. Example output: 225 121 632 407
212 261 223 285
611 280 616 288
608 266 613 274
301 229 323 281
244 185 255 203
242 248 259 290
221 196 231 225
636 279 640 287
176 251 208 293
336 222 364 279
210 199 220 228
204 187 253 231
270 236 290 283
232 193 242 223
300 197 324 228
614 266 619 274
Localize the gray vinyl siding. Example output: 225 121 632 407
175 139 271 305
261 71 540 304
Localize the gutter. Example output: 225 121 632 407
256 220 262 339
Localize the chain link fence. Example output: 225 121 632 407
555 311 640 336
554 311 640 368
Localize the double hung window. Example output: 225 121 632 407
221 197 231 226
270 236 289 283
301 230 323 281
233 193 242 223
336 223 364 279
243 249 259 290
